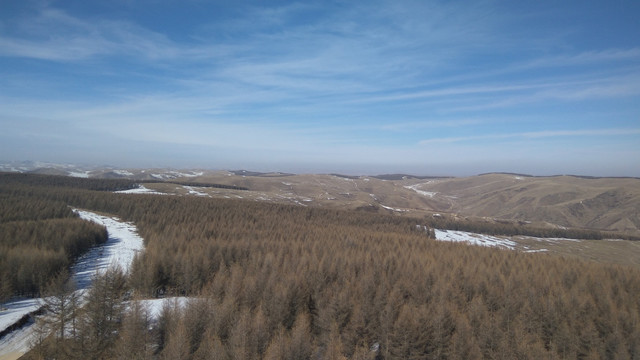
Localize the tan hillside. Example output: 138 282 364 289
138 171 640 236
401 174 640 235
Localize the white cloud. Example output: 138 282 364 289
419 128 640 145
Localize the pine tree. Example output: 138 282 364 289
114 299 152 360
78 267 127 359
36 269 80 358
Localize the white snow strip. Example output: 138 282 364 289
72 210 144 283
183 186 210 197
380 204 406 212
514 235 582 243
435 229 517 250
115 185 166 195
136 297 189 320
404 184 437 197
113 169 134 176
68 171 90 178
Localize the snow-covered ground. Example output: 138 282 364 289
0 324 34 360
380 204 407 212
0 210 144 358
0 299 40 338
138 297 189 320
68 171 91 178
113 169 134 176
150 171 203 180
183 186 210 197
404 183 437 197
435 229 517 250
115 185 167 195
71 210 144 288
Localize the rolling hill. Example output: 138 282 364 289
2 162 639 236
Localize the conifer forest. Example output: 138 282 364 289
1 173 640 359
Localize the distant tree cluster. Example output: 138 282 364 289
150 180 249 191
0 172 137 191
5 174 640 359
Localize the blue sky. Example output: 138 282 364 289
1 0 639 176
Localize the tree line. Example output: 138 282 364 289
0 172 137 192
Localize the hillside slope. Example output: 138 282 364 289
402 174 640 234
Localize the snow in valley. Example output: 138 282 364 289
70 210 145 289
435 229 517 249
183 186 210 197
0 210 144 358
115 185 168 195
433 230 587 252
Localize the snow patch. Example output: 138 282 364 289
435 229 517 249
380 204 406 212
115 185 167 195
136 297 189 320
68 171 90 178
150 171 202 180
113 169 134 176
515 235 581 243
404 183 437 197
183 186 210 197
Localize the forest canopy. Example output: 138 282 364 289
2 173 640 359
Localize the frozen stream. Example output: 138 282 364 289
0 210 144 359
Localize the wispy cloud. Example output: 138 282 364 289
0 6 222 62
419 128 640 145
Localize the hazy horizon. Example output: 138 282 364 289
4 159 640 179
2 1 639 177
